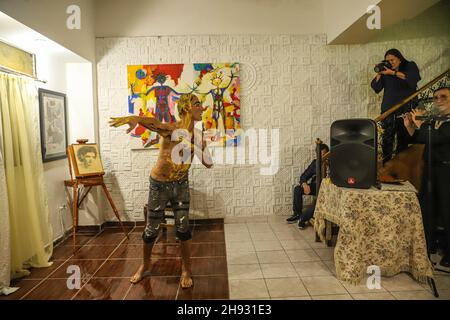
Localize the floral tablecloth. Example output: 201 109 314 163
314 178 433 285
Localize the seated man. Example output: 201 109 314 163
286 144 329 229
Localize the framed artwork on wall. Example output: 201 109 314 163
126 62 240 149
39 88 68 162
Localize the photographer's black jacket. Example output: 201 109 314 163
299 159 317 185
371 61 421 113
412 121 450 164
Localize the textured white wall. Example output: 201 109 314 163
96 34 450 221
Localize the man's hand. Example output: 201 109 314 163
109 116 139 134
402 112 413 128
402 112 415 136
302 183 311 195
380 67 395 76
411 108 425 129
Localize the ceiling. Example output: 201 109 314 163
0 11 86 63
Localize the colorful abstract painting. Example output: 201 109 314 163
127 63 240 148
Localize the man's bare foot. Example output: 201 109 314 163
180 271 193 288
130 264 149 284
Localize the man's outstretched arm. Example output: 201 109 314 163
109 116 174 137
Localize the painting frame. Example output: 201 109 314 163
69 143 105 178
39 88 68 162
126 62 240 149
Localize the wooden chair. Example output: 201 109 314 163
312 138 338 247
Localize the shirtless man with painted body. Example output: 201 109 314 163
109 93 213 288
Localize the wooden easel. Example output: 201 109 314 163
64 139 129 251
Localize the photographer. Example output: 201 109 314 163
403 87 450 269
371 48 421 163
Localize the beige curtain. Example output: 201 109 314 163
0 73 53 294
0 146 12 294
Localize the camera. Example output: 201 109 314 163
374 60 392 73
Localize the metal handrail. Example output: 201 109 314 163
319 68 450 164
374 68 450 122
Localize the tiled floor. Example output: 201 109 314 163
1 220 228 300
224 216 450 300
2 216 450 300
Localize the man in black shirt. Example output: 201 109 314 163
286 144 329 228
403 86 450 268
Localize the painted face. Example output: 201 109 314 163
385 54 401 70
433 89 450 115
212 77 222 87
156 74 167 84
211 72 223 87
190 96 204 121
321 149 328 158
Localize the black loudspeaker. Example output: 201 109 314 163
330 119 377 189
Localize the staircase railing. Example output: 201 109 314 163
375 68 450 122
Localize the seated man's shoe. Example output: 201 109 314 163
439 255 450 268
286 214 300 224
298 219 307 230
430 253 440 265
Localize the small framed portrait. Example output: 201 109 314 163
39 88 68 162
69 143 104 178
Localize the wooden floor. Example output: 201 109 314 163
1 220 229 300
5 217 448 300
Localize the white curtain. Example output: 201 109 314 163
0 72 53 295
0 145 13 294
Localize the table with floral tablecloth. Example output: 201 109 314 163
313 178 434 285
